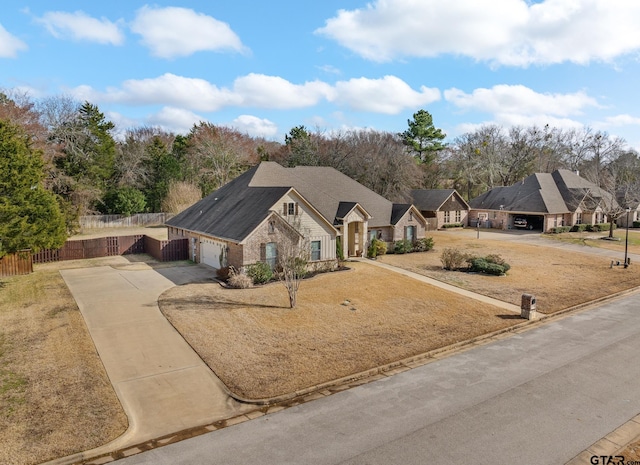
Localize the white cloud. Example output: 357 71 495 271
232 115 278 138
0 23 28 57
316 0 640 66
603 114 640 127
233 73 334 109
445 84 599 117
131 6 247 59
69 72 438 116
333 76 440 114
36 11 124 45
147 107 204 134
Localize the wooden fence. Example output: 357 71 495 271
79 213 173 229
31 235 187 265
0 251 33 277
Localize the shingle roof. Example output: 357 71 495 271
410 189 468 211
468 169 617 214
167 162 400 241
249 162 394 227
391 204 412 225
166 165 289 242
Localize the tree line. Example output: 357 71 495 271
1 89 639 256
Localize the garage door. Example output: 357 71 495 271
200 238 225 269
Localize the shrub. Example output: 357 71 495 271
216 266 231 280
336 237 344 261
570 224 589 232
442 223 464 228
634 221 640 229
227 268 253 289
440 248 473 270
367 238 387 258
469 258 508 276
246 261 273 284
586 223 615 232
413 237 434 252
468 254 510 275
393 239 413 254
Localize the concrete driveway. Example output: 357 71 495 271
57 260 253 461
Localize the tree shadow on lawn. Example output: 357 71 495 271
497 314 523 320
161 294 288 311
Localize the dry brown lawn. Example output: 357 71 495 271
0 260 128 465
160 261 522 400
71 225 168 240
378 231 640 314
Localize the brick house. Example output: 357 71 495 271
468 169 619 232
166 162 427 270
410 189 470 230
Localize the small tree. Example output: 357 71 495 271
277 221 310 309
278 237 310 308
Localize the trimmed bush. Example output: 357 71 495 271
634 221 640 228
393 239 413 254
413 237 435 252
570 224 589 232
367 238 387 258
468 254 510 275
440 248 473 270
442 223 464 228
586 223 615 232
547 226 570 234
246 261 273 284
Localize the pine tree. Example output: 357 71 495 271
0 119 66 256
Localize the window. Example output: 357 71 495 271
311 241 321 261
282 202 299 216
265 242 277 269
369 230 377 242
455 210 461 223
444 211 450 223
576 212 582 224
409 211 414 222
406 225 415 241
268 220 275 234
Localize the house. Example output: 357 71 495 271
410 189 470 230
166 162 427 270
468 169 618 232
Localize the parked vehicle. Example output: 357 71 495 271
514 217 533 230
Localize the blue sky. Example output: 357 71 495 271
2 0 640 150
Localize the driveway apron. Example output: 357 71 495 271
60 264 253 453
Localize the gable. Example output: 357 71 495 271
411 189 469 212
249 162 394 228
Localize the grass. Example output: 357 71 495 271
545 229 640 250
159 261 523 400
378 231 640 314
0 262 127 465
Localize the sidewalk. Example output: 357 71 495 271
51 261 253 464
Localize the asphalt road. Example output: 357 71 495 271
115 292 640 465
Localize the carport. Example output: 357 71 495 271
510 214 544 231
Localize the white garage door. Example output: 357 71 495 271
200 238 225 269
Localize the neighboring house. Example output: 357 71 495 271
410 189 470 230
166 162 427 270
617 202 640 228
468 169 618 232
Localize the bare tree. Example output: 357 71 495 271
277 221 309 309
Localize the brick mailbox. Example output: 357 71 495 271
521 294 537 320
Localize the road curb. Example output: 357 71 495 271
48 281 640 465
